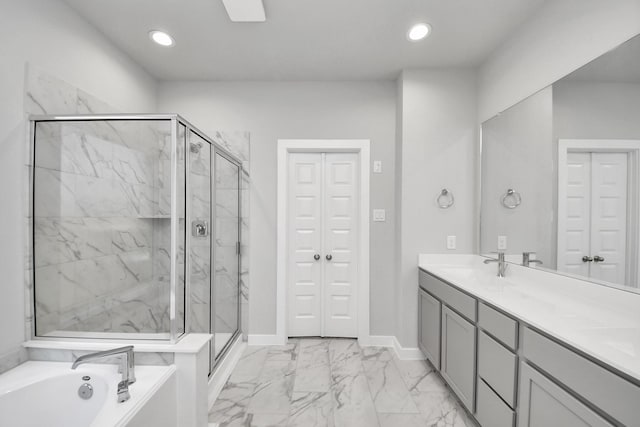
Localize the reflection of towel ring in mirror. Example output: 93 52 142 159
436 188 455 209
502 189 521 209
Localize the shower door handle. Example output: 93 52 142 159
191 220 209 237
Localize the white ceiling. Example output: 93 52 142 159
63 0 546 81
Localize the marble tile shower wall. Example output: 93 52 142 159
32 116 174 336
19 65 251 347
23 66 180 340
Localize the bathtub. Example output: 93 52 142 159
0 361 176 427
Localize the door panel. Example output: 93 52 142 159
288 153 323 336
323 153 358 337
440 305 476 412
559 152 628 286
213 153 240 365
518 362 613 427
287 152 359 338
590 153 627 285
560 152 591 277
418 289 441 369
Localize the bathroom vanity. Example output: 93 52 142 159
417 255 640 427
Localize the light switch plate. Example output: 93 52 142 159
447 235 456 250
373 209 386 222
498 235 507 250
373 161 382 173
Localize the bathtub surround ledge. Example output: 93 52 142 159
0 346 28 376
24 333 212 427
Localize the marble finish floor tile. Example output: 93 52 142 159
209 338 478 427
362 349 419 414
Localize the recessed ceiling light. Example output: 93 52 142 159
407 23 431 42
149 30 174 47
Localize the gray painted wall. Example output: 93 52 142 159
396 69 478 347
0 0 157 370
158 81 397 336
480 87 554 266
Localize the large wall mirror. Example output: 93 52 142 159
480 33 640 293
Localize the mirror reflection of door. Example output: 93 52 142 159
558 150 629 285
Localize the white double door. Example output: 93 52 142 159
559 151 628 285
288 152 359 338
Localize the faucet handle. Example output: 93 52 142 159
117 380 131 403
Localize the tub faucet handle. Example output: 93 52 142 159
117 380 131 403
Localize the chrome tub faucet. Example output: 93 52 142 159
72 346 136 403
484 251 507 277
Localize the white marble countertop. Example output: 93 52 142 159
418 254 640 382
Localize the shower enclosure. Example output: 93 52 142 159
30 114 242 370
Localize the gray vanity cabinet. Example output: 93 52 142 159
518 362 614 427
418 288 441 368
418 267 640 427
440 305 476 411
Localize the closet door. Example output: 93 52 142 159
559 152 592 278
558 152 628 285
323 153 358 337
589 153 627 285
288 153 323 336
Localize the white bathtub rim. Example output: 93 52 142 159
0 361 176 427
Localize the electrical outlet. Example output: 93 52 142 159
373 160 382 173
498 235 507 250
373 209 386 222
447 235 456 250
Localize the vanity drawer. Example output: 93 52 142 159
522 327 640 427
478 330 517 407
419 269 476 322
478 302 518 350
476 378 515 427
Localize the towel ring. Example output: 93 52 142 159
436 188 455 209
501 189 521 209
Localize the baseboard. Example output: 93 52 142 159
392 336 425 360
208 336 245 410
247 334 285 346
246 333 424 360
363 335 425 361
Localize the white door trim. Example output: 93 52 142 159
277 139 370 345
558 139 640 287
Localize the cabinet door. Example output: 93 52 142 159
518 362 614 427
418 288 441 369
441 305 476 412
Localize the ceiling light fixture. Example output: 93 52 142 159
149 30 175 47
407 23 431 42
222 0 266 22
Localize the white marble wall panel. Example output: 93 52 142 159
27 348 174 366
26 67 175 338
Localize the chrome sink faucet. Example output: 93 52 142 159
484 251 507 277
522 252 543 267
72 346 136 403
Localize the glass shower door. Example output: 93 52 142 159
212 152 240 365
187 131 212 347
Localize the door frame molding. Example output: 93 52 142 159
557 139 640 287
276 139 370 345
